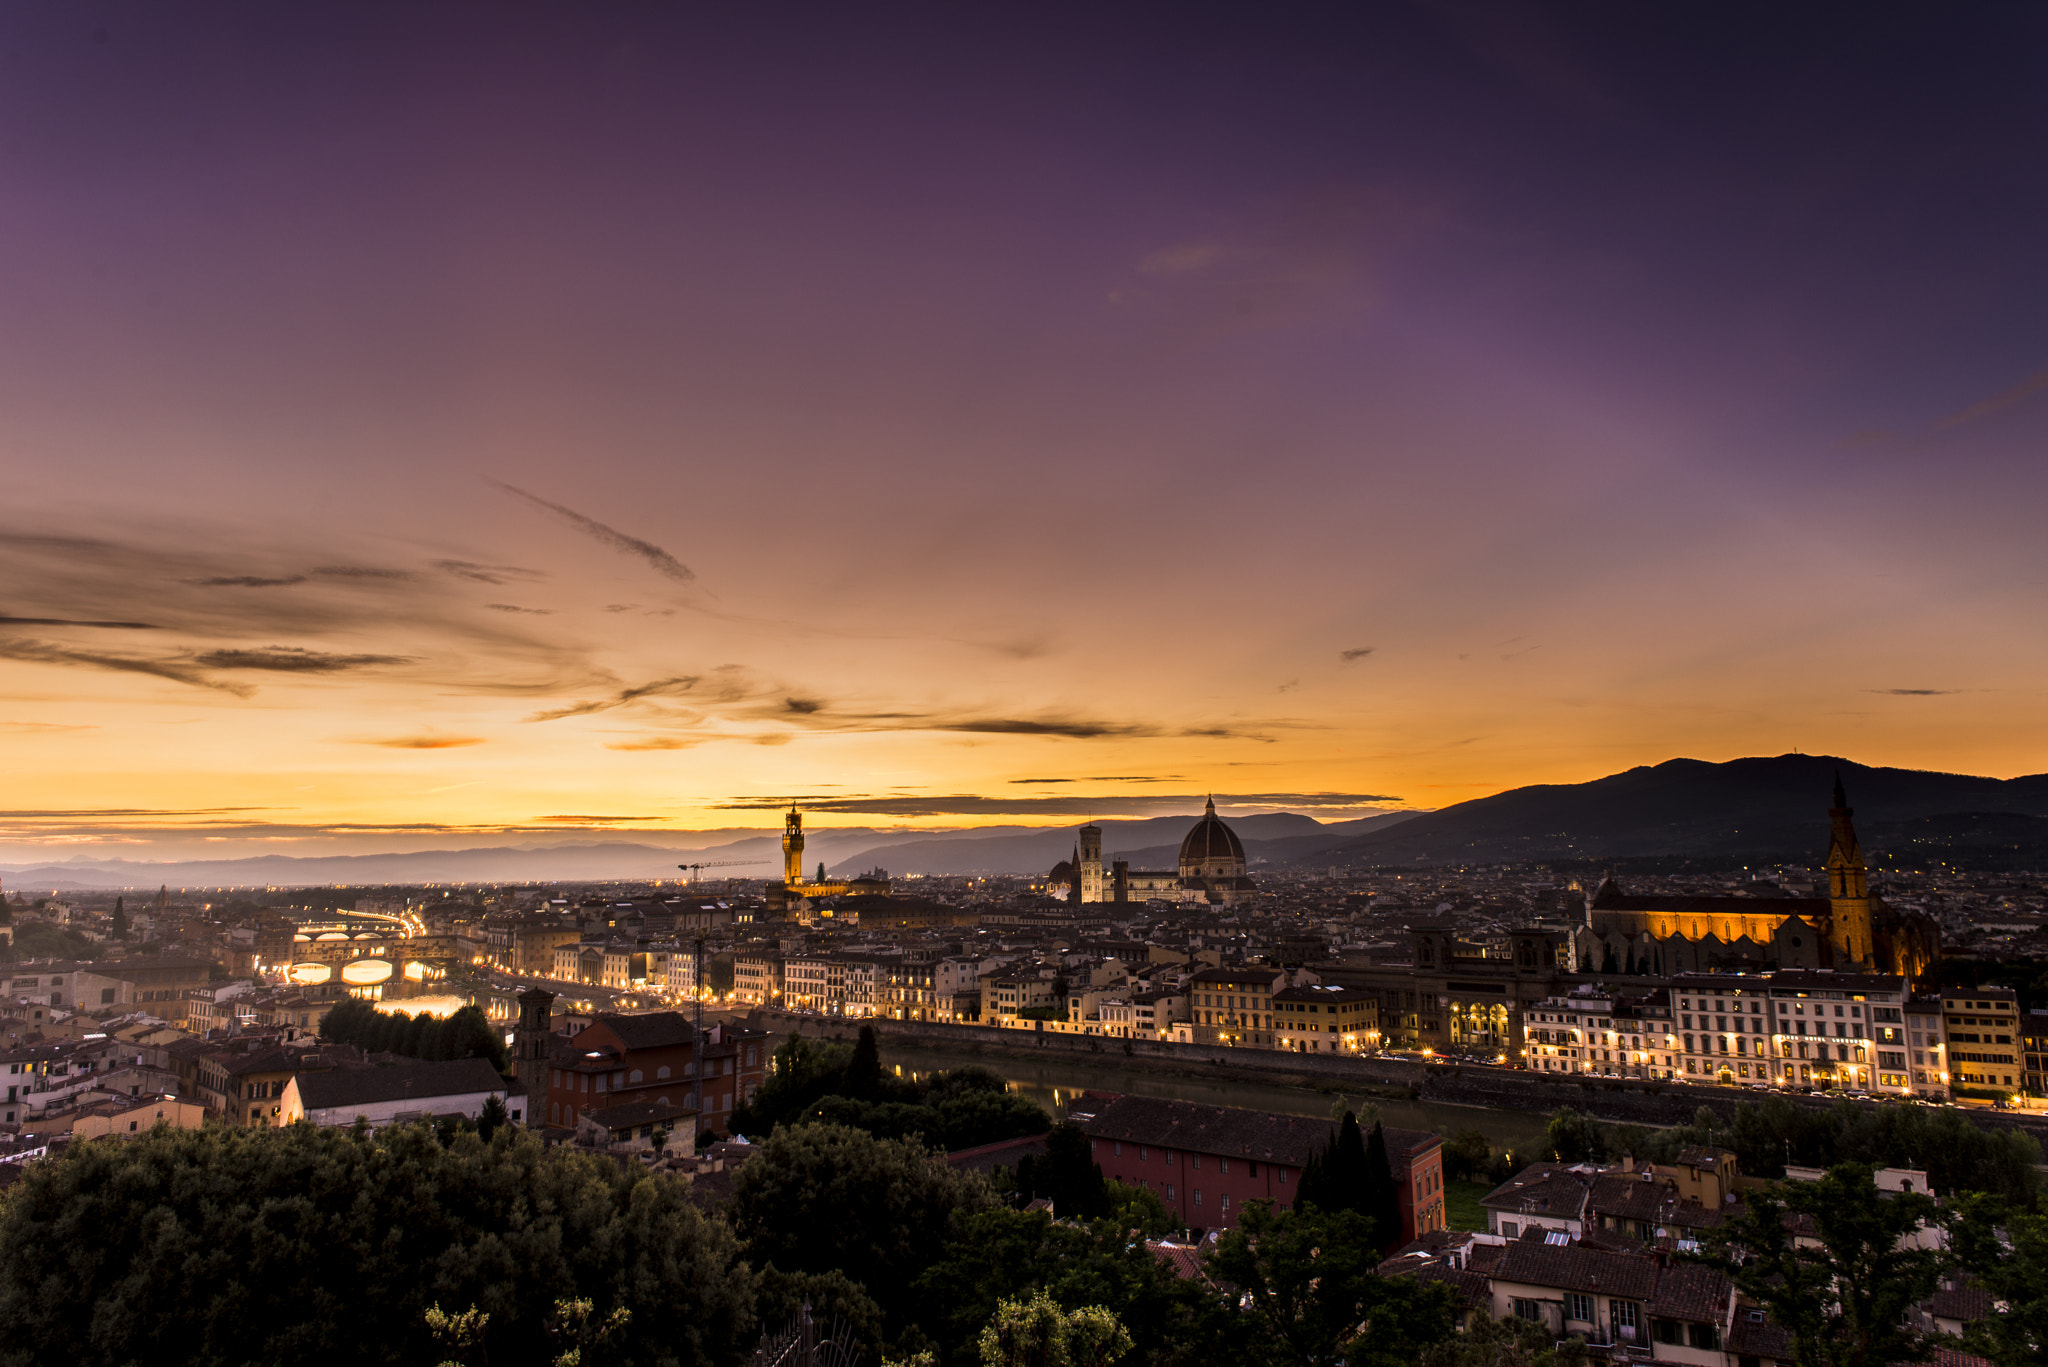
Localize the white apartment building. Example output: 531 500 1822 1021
1521 992 1678 1080
783 954 847 1014
1672 970 1911 1095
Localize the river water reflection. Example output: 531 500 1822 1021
880 1039 1553 1157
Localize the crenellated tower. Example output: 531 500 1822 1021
783 805 806 887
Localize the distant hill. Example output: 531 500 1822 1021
0 811 1414 888
826 811 1419 877
1303 755 2048 869
0 826 982 890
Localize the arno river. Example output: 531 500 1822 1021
879 1039 1555 1158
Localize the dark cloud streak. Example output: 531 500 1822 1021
494 482 696 584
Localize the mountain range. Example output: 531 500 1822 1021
6 753 2046 889
1301 754 2048 869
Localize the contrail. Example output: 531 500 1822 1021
492 481 695 584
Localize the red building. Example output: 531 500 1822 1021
1073 1093 1446 1240
543 1011 768 1133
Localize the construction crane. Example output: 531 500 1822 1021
677 859 767 887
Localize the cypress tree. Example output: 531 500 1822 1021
111 896 129 941
1297 1110 1369 1215
842 1023 885 1100
1362 1120 1403 1253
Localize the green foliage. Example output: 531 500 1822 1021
1103 1182 1175 1236
4 921 102 962
427 1302 491 1367
110 896 129 941
756 1266 887 1359
1439 1129 1493 1183
476 1093 509 1144
977 1289 1130 1367
1297 1111 1366 1215
733 1034 1050 1152
1542 1099 2042 1206
0 1123 755 1367
731 1123 996 1348
1014 1122 1109 1219
916 1207 1239 1367
1417 1311 1588 1367
1541 1108 1607 1163
547 1297 631 1367
1950 1193 2048 1367
844 1023 887 1099
1209 1202 1463 1367
318 997 509 1072
1691 1164 1945 1367
731 1034 858 1134
1359 1121 1402 1254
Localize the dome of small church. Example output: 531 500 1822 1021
1178 798 1245 867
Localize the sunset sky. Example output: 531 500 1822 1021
4 5 2047 862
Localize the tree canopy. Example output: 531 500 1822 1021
0 1122 755 1367
731 1121 995 1351
1691 1164 1945 1367
732 1030 1049 1152
1210 1201 1465 1367
916 1206 1236 1367
318 997 509 1072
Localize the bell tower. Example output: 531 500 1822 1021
1078 823 1104 903
1825 775 1873 967
782 805 806 887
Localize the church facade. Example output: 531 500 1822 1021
1051 798 1258 906
1574 779 1939 982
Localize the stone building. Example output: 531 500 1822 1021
1576 780 1940 981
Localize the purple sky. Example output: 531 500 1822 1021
3 4 2046 859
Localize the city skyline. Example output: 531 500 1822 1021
5 5 2047 861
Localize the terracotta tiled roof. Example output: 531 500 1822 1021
1920 1348 1994 1367
590 1011 697 1050
1483 1163 1595 1221
1145 1241 1209 1282
1647 1262 1731 1324
1490 1241 1660 1300
1724 1311 1792 1358
1927 1284 1994 1324
1077 1094 1438 1172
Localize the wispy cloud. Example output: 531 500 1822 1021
1934 361 2048 429
187 575 308 588
0 614 159 630
527 676 701 722
434 559 542 586
715 791 1401 817
311 566 413 580
484 603 552 615
189 647 414 673
0 636 252 696
604 736 701 751
356 733 486 749
533 814 661 823
494 482 696 584
1339 646 1375 662
1866 688 1961 696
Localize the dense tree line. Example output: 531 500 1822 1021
730 1026 1050 1151
318 997 509 1072
4 1111 2034 1367
0 1123 754 1367
1539 1097 2042 1206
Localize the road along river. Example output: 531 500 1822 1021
877 1038 1555 1158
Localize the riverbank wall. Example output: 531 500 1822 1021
748 1008 2048 1139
